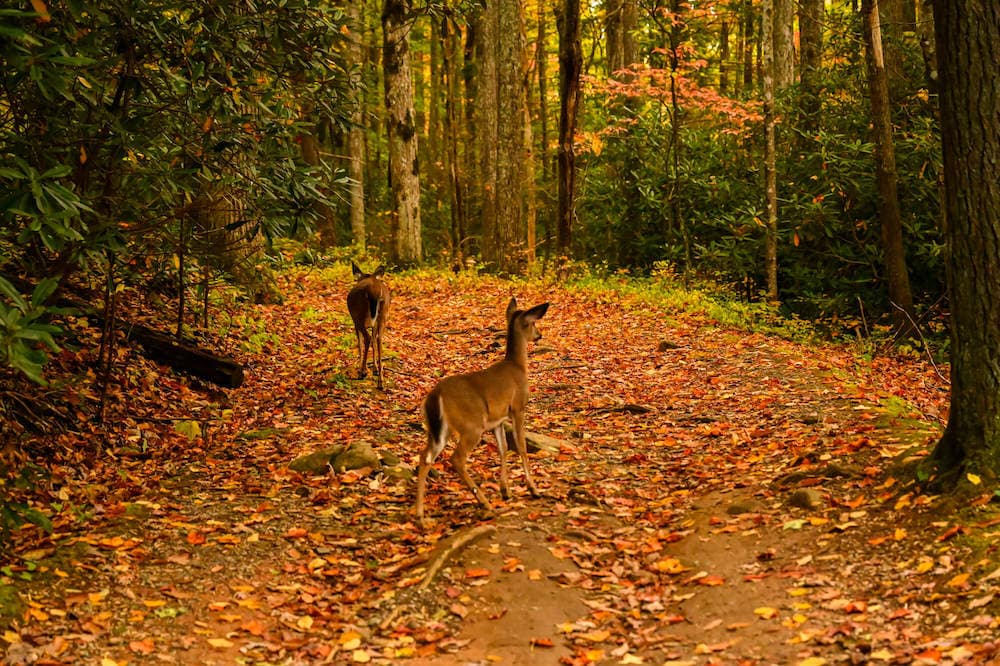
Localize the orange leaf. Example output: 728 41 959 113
186 531 207 545
530 637 554 648
697 575 726 586
465 568 490 579
128 639 155 655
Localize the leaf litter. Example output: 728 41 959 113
2 266 998 665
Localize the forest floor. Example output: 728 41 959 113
2 265 1000 666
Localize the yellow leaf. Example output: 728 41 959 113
339 631 362 646
754 607 779 619
580 629 610 643
947 573 970 589
100 659 120 666
585 649 604 662
655 558 688 574
142 599 167 608
621 655 645 665
916 559 934 573
352 649 371 663
3 631 21 644
296 615 314 630
796 659 827 666
207 637 234 648
966 473 982 485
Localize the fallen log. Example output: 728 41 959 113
3 274 244 388
119 321 244 388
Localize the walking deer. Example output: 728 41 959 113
346 262 390 389
415 297 550 525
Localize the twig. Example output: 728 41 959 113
418 524 496 591
889 300 949 384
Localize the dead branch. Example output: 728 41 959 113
418 524 496 591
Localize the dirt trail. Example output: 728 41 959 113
4 268 996 666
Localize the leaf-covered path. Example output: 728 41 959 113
4 267 999 665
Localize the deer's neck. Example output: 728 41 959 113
504 325 528 369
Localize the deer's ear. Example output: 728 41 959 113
523 302 549 323
505 297 518 321
373 265 386 278
352 262 363 278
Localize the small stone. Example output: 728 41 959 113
787 488 825 510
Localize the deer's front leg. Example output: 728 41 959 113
511 411 540 498
494 425 510 500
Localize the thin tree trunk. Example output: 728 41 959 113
442 15 466 264
719 16 730 95
862 0 915 331
556 0 582 260
742 0 754 92
382 0 422 264
668 0 690 268
477 0 499 267
798 0 823 135
762 0 779 301
537 0 552 263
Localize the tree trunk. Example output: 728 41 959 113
719 16 730 95
762 0 779 301
668 0 690 267
798 0 823 134
861 0 915 331
477 1 499 267
772 0 794 89
382 0 422 264
605 0 635 76
742 0 754 93
930 0 1000 482
492 0 529 274
556 0 582 259
346 0 367 249
536 0 552 262
442 15 467 264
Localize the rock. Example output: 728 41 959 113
333 441 381 473
726 501 758 515
379 450 401 467
787 488 825 510
383 465 414 481
288 446 345 474
657 340 681 351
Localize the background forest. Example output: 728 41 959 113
1 0 943 379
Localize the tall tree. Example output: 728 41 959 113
605 0 636 76
382 0 422 264
930 0 1000 481
798 0 823 134
762 0 779 301
441 14 467 263
346 0 367 249
772 0 794 89
861 0 915 330
491 0 530 273
557 0 582 259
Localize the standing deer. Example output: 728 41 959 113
346 262 390 389
415 297 550 525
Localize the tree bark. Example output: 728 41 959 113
742 0 754 93
772 0 794 89
798 0 823 135
762 0 779 301
346 0 367 250
930 0 1000 482
536 0 552 262
719 16 730 95
442 15 466 264
493 0 529 274
382 0 422 264
477 0 499 267
861 0 915 331
556 0 582 260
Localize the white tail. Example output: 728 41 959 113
415 297 550 525
346 262 390 389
